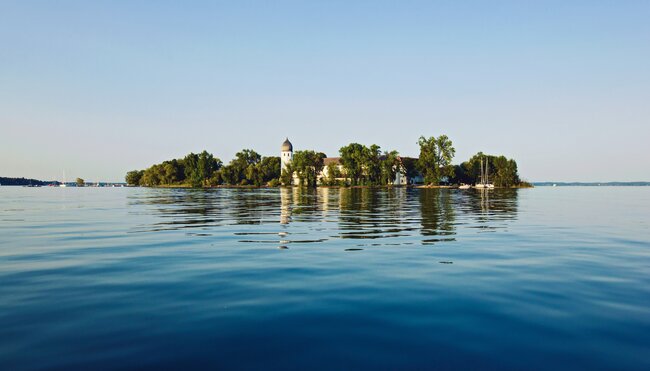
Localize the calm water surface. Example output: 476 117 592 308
1 187 649 370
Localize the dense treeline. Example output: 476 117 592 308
126 135 527 188
337 143 402 186
0 177 48 186
301 136 453 187
126 149 280 187
451 152 522 187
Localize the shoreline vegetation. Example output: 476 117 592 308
126 135 532 189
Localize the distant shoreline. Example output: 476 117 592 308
533 182 650 187
3 177 648 188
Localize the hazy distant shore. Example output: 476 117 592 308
533 182 650 187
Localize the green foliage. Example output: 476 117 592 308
451 152 521 187
125 136 525 189
291 150 326 187
339 143 366 185
215 152 279 186
321 162 343 186
491 155 520 187
0 177 47 186
218 165 237 185
182 151 222 187
235 149 262 166
216 149 264 186
129 150 222 187
125 170 144 186
256 156 281 186
280 164 294 186
366 144 382 185
401 157 420 180
76 178 85 187
339 143 401 186
417 135 456 185
380 150 400 185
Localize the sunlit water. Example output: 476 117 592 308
1 187 649 370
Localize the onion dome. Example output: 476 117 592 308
281 138 293 152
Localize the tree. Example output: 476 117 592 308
218 149 262 185
235 149 262 166
417 135 456 185
291 150 326 187
366 144 382 185
258 156 281 185
197 150 222 187
76 178 85 187
218 165 238 185
339 143 367 185
141 165 163 186
322 162 342 186
179 151 222 187
125 170 144 186
454 152 521 187
380 150 400 185
245 164 263 186
280 163 294 186
126 150 222 187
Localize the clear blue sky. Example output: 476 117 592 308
1 0 648 182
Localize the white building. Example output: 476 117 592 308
280 138 293 174
280 138 414 185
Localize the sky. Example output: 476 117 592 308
1 0 648 182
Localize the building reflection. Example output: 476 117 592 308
130 187 519 246
280 187 291 225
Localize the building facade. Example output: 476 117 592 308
280 138 416 185
280 138 293 174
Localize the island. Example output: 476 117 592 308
125 135 532 189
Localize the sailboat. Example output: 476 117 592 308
475 157 494 189
484 157 494 189
59 170 67 187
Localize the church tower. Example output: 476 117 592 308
281 138 293 173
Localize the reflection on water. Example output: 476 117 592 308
2 186 650 370
130 187 519 249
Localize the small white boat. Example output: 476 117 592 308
459 184 471 189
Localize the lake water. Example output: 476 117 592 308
1 187 649 370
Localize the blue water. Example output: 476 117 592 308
1 187 649 370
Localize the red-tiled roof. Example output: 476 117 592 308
323 157 341 165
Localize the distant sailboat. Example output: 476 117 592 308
59 170 67 187
475 156 494 189
485 157 495 189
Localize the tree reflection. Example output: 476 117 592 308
419 189 456 244
337 188 415 241
131 187 519 247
